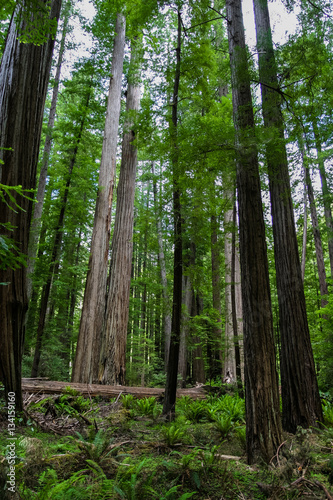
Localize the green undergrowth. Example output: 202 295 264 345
0 393 332 499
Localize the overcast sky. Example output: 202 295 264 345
242 0 298 48
76 0 298 52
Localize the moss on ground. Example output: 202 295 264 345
0 392 332 499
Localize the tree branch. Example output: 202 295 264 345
183 16 225 33
208 6 230 23
252 79 292 99
306 0 332 18
280 75 316 90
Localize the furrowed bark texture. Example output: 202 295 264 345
0 0 62 411
72 14 126 384
253 0 323 432
226 0 282 464
99 42 140 385
163 10 182 418
27 1 71 299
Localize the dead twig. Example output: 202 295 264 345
289 476 333 499
106 440 135 452
290 476 307 487
113 391 123 405
314 480 333 500
23 392 39 406
270 440 287 467
86 384 93 406
78 413 92 425
94 419 98 432
34 395 51 405
215 454 241 461
38 420 64 436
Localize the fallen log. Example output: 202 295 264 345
21 379 206 400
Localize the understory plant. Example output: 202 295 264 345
162 424 186 447
135 397 162 420
6 390 333 500
74 429 113 464
322 400 333 427
213 415 235 439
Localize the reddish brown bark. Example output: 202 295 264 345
0 0 62 411
27 1 71 298
99 41 141 385
72 14 126 384
253 0 323 432
226 0 282 463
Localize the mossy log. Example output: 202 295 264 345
22 379 207 400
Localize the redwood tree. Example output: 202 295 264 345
226 0 282 463
252 0 323 432
98 40 141 385
0 0 62 411
27 0 71 299
163 9 183 418
72 14 126 384
312 118 333 280
300 136 328 307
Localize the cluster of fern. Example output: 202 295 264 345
1 393 332 499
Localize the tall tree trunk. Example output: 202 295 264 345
152 163 171 369
63 231 81 372
191 292 206 384
231 201 243 393
301 155 308 282
72 14 126 384
210 212 223 381
301 139 328 306
226 0 282 464
140 188 149 386
163 10 182 418
27 0 71 298
178 274 192 388
133 217 142 375
154 287 162 359
31 98 89 377
312 118 333 280
0 0 61 411
223 190 236 383
99 41 141 385
252 0 323 432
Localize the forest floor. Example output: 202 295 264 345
0 384 332 499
